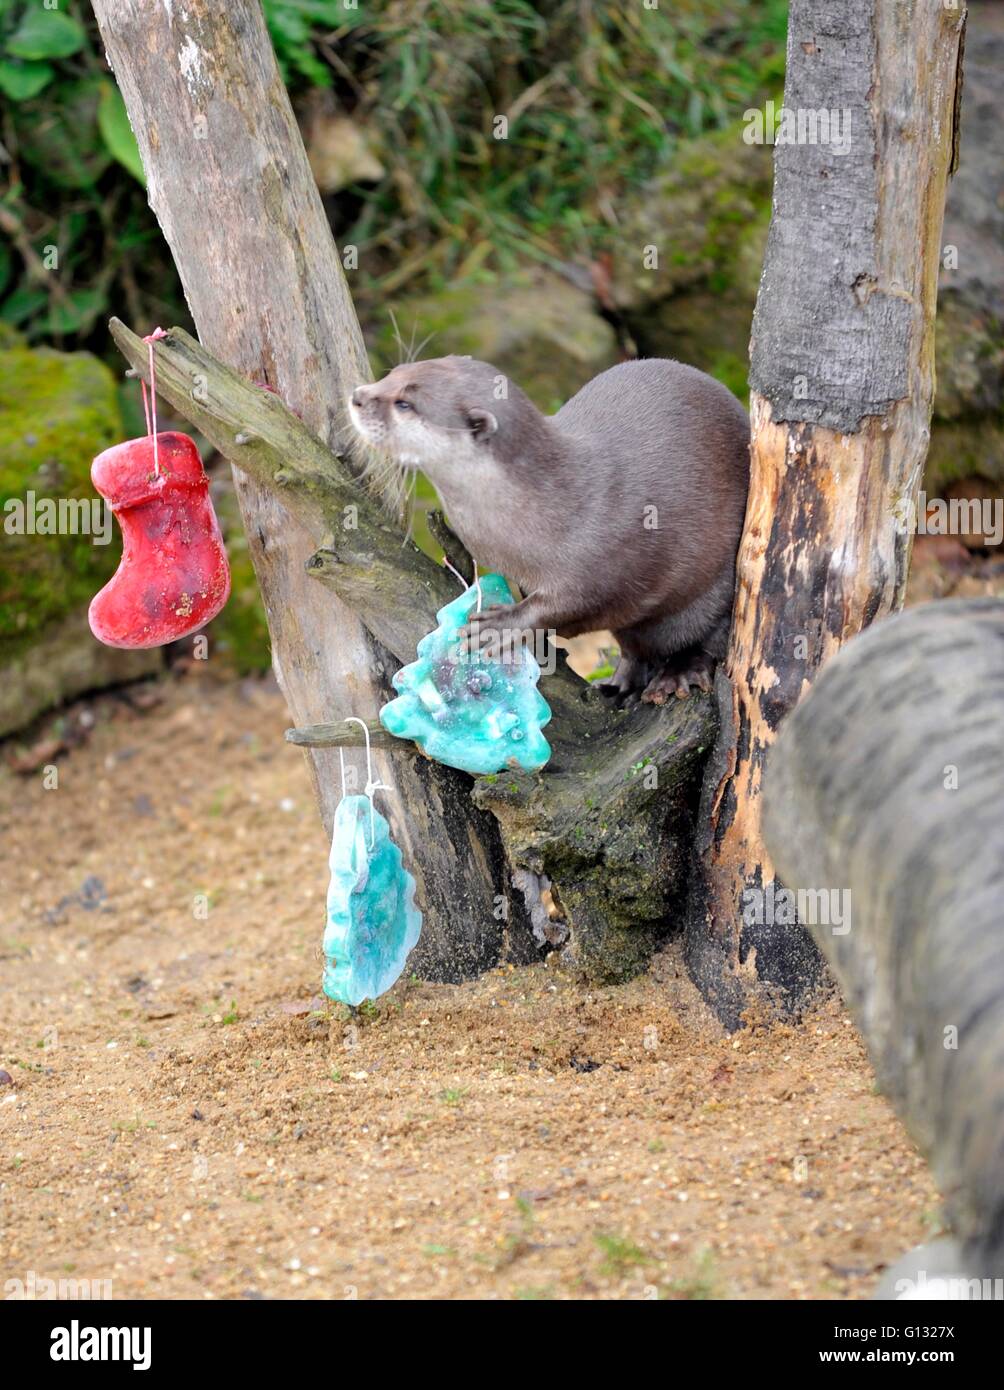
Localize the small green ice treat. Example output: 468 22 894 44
380 573 552 775
323 795 422 1006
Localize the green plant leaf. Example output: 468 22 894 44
97 80 145 185
45 286 107 336
0 58 53 101
15 78 111 188
0 285 47 326
6 7 86 60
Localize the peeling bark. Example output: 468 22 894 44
689 0 967 1026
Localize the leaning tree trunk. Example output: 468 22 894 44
686 0 968 1027
90 0 519 978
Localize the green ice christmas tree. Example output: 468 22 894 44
379 573 552 775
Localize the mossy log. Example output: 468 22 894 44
762 599 1004 1278
110 319 715 983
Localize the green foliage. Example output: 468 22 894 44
332 0 788 290
0 4 152 347
264 0 344 87
0 0 83 100
0 341 122 659
1 0 787 352
97 79 146 185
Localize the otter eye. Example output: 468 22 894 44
394 399 413 412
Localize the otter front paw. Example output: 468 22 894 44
641 651 715 704
458 603 527 658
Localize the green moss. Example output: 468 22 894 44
706 350 752 405
205 480 272 673
612 127 774 313
0 344 122 660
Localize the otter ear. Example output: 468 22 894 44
467 407 498 442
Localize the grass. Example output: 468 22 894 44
594 1230 648 1276
666 1247 728 1300
326 0 789 297
3 0 789 371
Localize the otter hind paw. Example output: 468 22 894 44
595 653 648 708
641 652 715 705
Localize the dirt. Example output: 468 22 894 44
0 673 942 1301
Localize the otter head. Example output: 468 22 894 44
347 356 525 491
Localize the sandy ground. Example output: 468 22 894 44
0 672 945 1302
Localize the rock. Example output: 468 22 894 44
928 1 1004 494
609 129 773 397
610 129 773 313
303 100 384 194
0 610 159 739
0 341 161 735
203 468 272 673
367 271 620 411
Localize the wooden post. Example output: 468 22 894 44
90 0 517 979
687 0 968 1025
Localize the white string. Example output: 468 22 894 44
442 556 483 613
343 716 391 850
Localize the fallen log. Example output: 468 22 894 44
762 597 1004 1279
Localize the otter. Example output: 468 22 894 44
348 355 749 703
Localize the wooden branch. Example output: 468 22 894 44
109 320 352 526
426 510 476 585
285 718 398 750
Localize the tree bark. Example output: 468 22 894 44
91 0 514 979
687 0 968 1027
762 598 1004 1278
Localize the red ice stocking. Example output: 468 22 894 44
88 431 230 649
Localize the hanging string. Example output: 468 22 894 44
139 327 169 477
442 555 482 613
343 717 391 850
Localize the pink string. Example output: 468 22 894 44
140 327 169 476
